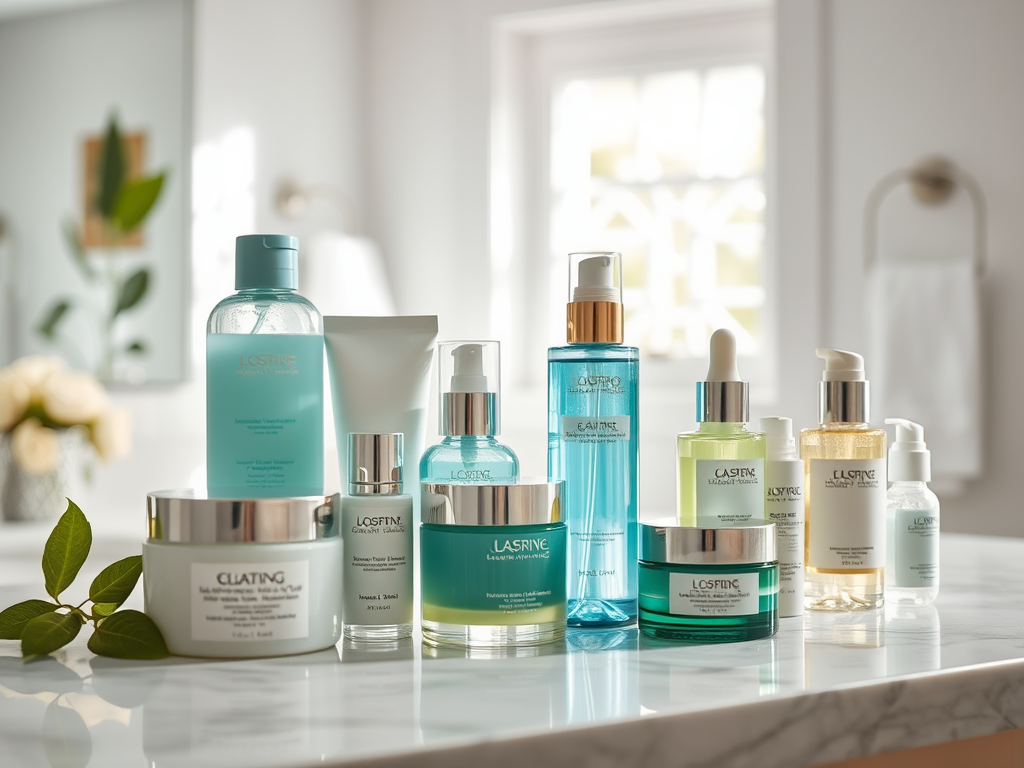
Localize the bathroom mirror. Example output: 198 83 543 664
0 0 191 385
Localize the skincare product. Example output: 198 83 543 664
323 316 438 506
677 329 765 526
420 341 519 483
143 490 341 658
801 349 886 611
342 433 414 640
638 518 778 643
885 418 939 604
420 479 567 648
761 416 804 617
207 234 323 498
548 252 639 628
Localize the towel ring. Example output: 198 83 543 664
864 156 986 277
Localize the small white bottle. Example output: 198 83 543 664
885 419 939 605
342 433 414 640
761 416 805 618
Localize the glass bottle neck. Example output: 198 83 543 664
697 421 750 434
891 481 928 490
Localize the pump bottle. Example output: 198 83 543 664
677 329 766 526
548 252 639 628
885 418 939 605
420 341 519 483
761 416 804 617
801 349 886 611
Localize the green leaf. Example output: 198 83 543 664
125 340 147 354
42 500 92 601
37 300 72 341
61 218 95 280
42 698 92 768
22 612 82 658
0 599 59 639
88 555 142 607
114 269 149 317
91 603 117 618
112 172 165 232
96 114 125 218
87 610 168 660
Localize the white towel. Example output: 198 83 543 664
866 261 982 490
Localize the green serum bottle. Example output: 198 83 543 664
676 329 765 526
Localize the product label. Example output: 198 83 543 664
342 498 414 625
206 333 324 495
765 460 805 607
191 561 309 642
695 459 765 524
893 509 939 587
420 525 567 624
808 459 885 570
561 415 630 444
669 571 759 616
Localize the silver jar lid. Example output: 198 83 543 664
147 489 338 544
422 478 563 526
640 518 776 565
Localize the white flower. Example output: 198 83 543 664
10 418 60 475
0 370 31 432
40 370 108 426
9 356 65 394
91 407 132 462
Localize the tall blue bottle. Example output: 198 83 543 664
206 234 323 498
548 252 639 627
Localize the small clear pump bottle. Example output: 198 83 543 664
420 341 519 483
677 329 766 526
801 349 887 612
342 433 414 640
885 418 939 605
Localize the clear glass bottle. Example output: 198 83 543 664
420 341 519 483
548 252 639 628
801 349 886 612
206 234 323 498
884 419 939 605
677 329 766 526
342 433 414 640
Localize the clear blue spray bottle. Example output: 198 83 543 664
548 252 639 627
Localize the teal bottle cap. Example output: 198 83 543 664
235 234 299 290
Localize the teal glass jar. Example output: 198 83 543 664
639 519 778 643
420 479 567 648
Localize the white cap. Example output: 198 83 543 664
817 348 865 382
573 255 619 302
760 416 797 460
450 343 488 393
886 418 931 482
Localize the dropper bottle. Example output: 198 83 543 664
419 341 519 483
676 328 766 527
800 348 887 612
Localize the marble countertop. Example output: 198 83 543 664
0 526 1022 768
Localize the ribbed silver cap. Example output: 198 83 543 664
422 478 563 526
640 518 776 565
147 489 337 543
819 380 869 424
349 433 403 495
696 381 749 423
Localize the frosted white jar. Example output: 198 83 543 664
144 490 342 658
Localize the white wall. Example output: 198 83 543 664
777 0 1024 536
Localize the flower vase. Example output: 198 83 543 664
0 431 75 522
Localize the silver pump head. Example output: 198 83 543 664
816 348 869 424
348 433 403 495
697 328 749 423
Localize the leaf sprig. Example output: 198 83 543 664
0 500 168 660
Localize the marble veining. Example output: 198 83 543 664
0 531 1022 768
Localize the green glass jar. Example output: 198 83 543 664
420 479 567 648
639 518 778 643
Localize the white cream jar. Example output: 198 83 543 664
144 490 342 658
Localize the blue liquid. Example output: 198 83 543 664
420 436 519 483
548 344 639 627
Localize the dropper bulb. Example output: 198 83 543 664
707 328 741 382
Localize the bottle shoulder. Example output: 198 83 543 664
887 484 940 511
208 290 322 335
548 344 639 362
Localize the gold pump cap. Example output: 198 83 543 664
566 252 624 344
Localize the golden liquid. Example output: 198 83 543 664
800 423 887 611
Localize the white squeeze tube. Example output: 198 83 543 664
323 316 439 514
760 416 805 618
